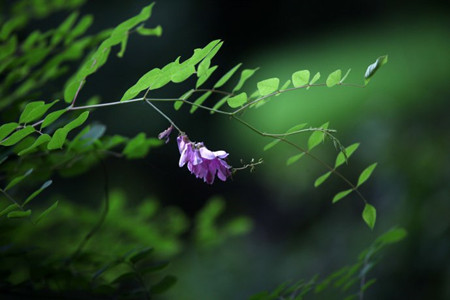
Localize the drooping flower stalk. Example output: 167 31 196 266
177 134 231 184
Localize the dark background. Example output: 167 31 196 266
7 0 449 299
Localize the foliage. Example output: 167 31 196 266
0 1 391 298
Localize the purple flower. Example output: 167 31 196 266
177 134 231 184
158 125 173 144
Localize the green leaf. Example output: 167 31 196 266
314 172 331 187
307 122 329 150
186 40 221 66
7 210 31 218
0 204 20 217
41 109 67 129
263 139 281 151
123 134 162 159
136 25 162 37
362 203 376 229
64 79 84 103
121 68 161 101
357 163 377 187
213 63 242 88
190 92 212 113
365 55 388 85
276 80 291 96
286 123 308 133
257 78 280 96
233 68 258 92
227 92 247 108
174 90 194 110
64 111 90 131
340 68 351 83
24 180 53 206
326 69 341 87
129 247 154 264
307 72 320 89
335 143 360 168
150 275 177 294
210 96 230 114
196 65 218 88
140 261 170 274
47 128 68 150
4 169 33 191
35 201 59 224
197 58 211 77
292 70 310 87
0 126 35 146
171 63 196 83
19 100 58 124
65 15 93 44
51 12 79 45
375 227 407 245
117 35 128 58
286 153 305 166
332 189 353 203
0 123 19 141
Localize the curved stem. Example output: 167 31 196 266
145 100 183 133
231 115 368 203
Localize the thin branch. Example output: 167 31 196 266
145 100 183 133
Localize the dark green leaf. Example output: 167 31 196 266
227 92 247 108
4 169 33 191
123 134 162 159
129 247 154 264
7 210 31 218
314 172 331 188
326 69 341 87
23 180 53 206
361 278 377 292
233 68 258 92
335 143 360 168
257 78 280 96
150 275 177 294
112 272 136 284
292 70 310 87
35 201 59 224
357 163 377 187
332 189 353 203
362 203 376 229
365 55 388 84
375 227 407 245
0 204 20 217
0 126 35 146
0 123 19 141
140 261 170 274
213 63 242 88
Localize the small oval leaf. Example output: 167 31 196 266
362 203 376 230
227 92 247 108
257 78 279 96
326 69 341 87
332 189 353 203
357 163 377 187
292 70 310 87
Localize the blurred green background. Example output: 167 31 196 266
2 0 449 299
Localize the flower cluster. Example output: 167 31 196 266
177 134 231 184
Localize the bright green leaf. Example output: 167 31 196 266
0 123 19 141
64 79 84 103
186 40 221 66
276 80 291 96
286 123 308 133
227 92 247 108
365 55 388 85
197 58 211 78
307 122 329 150
332 189 353 203
35 200 59 224
210 96 230 114
136 25 162 37
41 109 67 129
23 180 53 206
357 163 378 187
171 63 196 83
307 72 320 89
174 90 194 110
7 210 31 218
47 128 68 150
335 143 360 168
64 111 90 132
19 100 58 124
0 126 35 146
196 65 218 88
213 63 242 88
233 68 258 92
286 153 305 166
314 172 331 188
340 69 351 83
257 78 280 96
326 69 341 87
117 35 128 58
292 70 310 87
190 92 212 113
362 203 376 230
121 68 161 101
263 139 281 151
4 169 33 191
